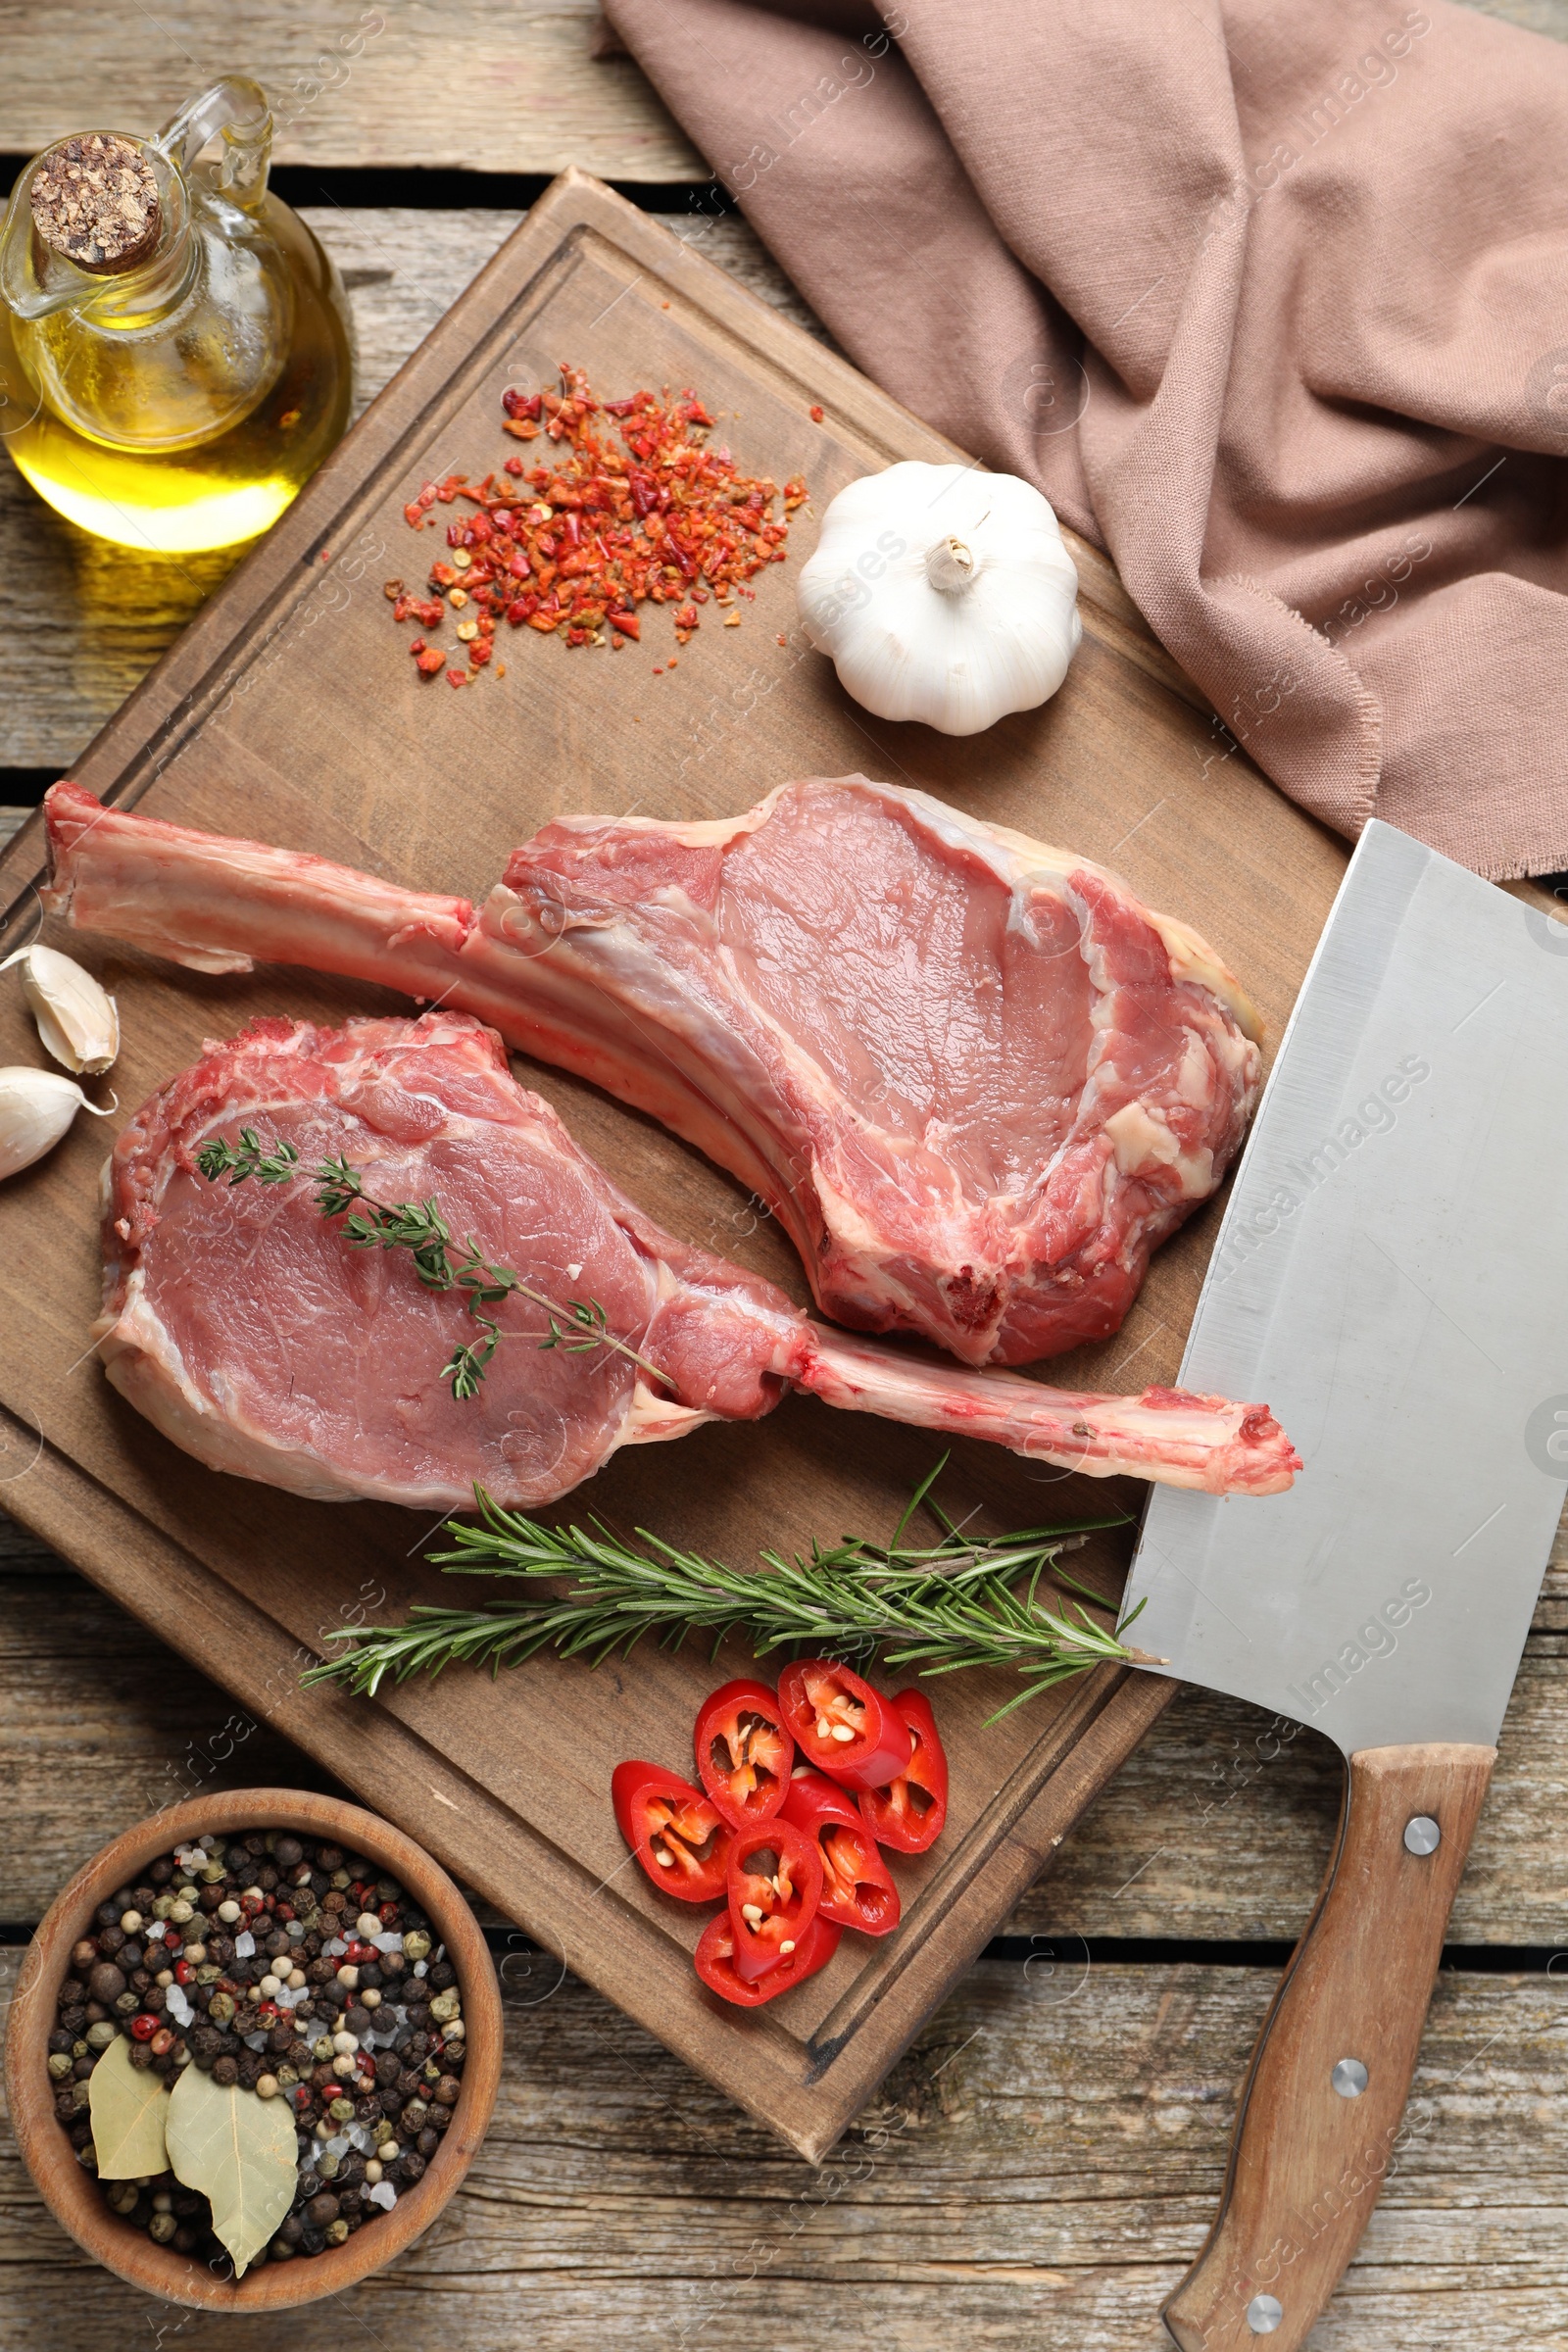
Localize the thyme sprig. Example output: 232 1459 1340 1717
304 1460 1159 1722
194 1128 668 1400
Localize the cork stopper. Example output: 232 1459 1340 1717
29 133 161 274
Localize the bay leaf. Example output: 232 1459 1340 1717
165 2061 298 2278
87 2034 172 2179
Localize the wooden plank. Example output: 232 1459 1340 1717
3 1556 1564 1945
0 168 1345 2156
2 1947 1564 2348
0 1 704 177
0 208 826 770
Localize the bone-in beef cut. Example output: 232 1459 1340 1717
44 776 1261 1368
97 1011 1298 1507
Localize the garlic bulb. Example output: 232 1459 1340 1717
0 1066 115 1182
797 462 1082 736
0 943 120 1073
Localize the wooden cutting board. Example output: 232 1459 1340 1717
0 171 1348 2161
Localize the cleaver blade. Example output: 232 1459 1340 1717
1121 819 1568 2352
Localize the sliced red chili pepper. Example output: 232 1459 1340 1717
611 1759 734 1902
726 1818 822 1983
858 1690 950 1854
694 1678 794 1828
782 1769 901 1936
694 1908 841 2007
776 1659 912 1793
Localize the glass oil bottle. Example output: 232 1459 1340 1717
0 78 353 553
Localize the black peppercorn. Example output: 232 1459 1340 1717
274 1837 303 1870
94 1902 118 1929
150 1857 173 1885
402 2150 426 2181
427 1960 456 1990
98 1924 125 1955
47 2030 72 2056
306 2191 339 2229
416 2128 438 2158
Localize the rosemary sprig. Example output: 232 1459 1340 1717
194 1129 668 1400
304 1459 1160 1722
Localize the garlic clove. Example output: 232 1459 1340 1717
0 943 120 1074
0 1065 116 1182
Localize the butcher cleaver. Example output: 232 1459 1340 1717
1120 818 1568 2351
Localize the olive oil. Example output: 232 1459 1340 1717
0 85 352 554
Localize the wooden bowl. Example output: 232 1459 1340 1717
4 1788 502 2312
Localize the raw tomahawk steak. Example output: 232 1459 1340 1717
44 777 1261 1368
96 1012 1298 1510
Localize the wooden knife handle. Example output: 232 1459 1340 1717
1163 1741 1494 2352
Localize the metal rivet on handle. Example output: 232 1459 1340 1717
1332 2057 1369 2098
1247 2293 1284 2334
1404 1814 1441 1855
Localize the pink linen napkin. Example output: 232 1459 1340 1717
604 0 1568 879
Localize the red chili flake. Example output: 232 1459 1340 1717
403 503 422 527
390 364 803 694
808 404 824 423
446 668 466 687
416 647 445 675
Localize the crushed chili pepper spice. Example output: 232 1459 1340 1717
390 364 802 680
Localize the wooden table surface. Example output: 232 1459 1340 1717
2 8 1566 2347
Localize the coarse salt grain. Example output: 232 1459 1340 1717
322 1936 348 1956
233 1930 256 1958
368 2181 398 2211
